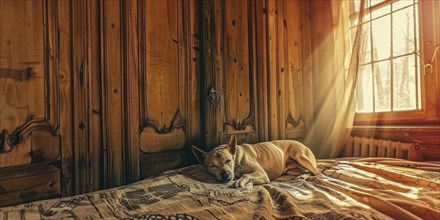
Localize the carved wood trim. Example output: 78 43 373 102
221 0 257 134
224 109 256 131
286 111 303 128
140 109 186 134
0 117 60 153
0 67 32 81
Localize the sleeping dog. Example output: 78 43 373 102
192 135 319 188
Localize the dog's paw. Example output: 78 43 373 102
231 178 248 188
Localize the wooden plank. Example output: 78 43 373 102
224 0 237 135
249 0 259 143
277 0 286 140
203 0 216 149
267 0 278 140
213 0 224 144
103 0 124 187
285 0 307 139
0 163 60 207
58 0 74 196
300 0 313 142
256 0 268 141
72 0 90 194
125 0 140 183
87 0 102 192
186 0 202 160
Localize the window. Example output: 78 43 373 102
350 0 440 124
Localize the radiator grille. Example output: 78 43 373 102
342 136 422 161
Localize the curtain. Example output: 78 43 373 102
304 0 368 158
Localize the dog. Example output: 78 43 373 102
191 135 319 188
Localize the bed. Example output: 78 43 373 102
0 158 439 220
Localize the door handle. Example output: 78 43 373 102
207 86 220 106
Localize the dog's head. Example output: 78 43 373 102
192 135 237 183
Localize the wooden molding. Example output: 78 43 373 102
224 109 256 131
140 109 186 134
0 117 59 153
286 111 302 128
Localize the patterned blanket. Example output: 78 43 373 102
1 158 439 219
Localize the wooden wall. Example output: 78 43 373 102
0 0 313 199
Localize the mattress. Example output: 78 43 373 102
0 158 439 219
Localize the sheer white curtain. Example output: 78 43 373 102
304 0 368 158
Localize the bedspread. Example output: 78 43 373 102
0 158 439 219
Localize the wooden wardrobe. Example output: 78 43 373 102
0 0 311 206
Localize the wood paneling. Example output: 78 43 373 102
87 0 103 193
0 0 63 205
58 0 74 196
139 0 187 153
102 0 125 188
0 0 60 168
136 0 202 178
201 0 311 147
256 0 309 143
125 0 140 185
186 0 202 160
204 0 259 147
221 0 254 136
72 0 90 194
0 163 60 207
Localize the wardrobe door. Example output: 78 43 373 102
0 0 62 205
203 0 259 148
137 0 201 178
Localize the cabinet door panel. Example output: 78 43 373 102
0 0 59 168
139 0 187 153
209 0 258 146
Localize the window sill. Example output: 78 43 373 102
354 111 440 126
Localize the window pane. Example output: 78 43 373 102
393 55 417 110
356 64 374 112
392 0 415 11
372 16 391 61
355 23 372 64
393 6 416 56
372 4 390 19
374 61 391 112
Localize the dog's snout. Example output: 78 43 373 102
220 171 230 180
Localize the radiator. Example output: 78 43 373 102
342 136 423 161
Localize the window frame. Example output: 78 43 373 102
353 0 440 126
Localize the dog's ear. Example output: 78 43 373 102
227 134 237 154
191 145 207 164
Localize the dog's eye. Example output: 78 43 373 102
225 159 231 164
209 165 218 169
